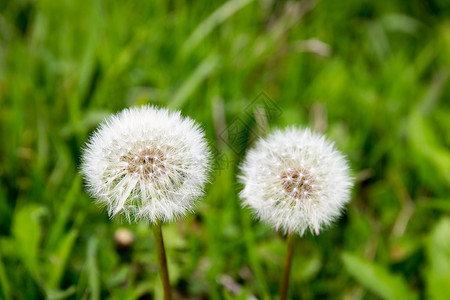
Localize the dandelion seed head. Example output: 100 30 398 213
81 105 211 224
239 127 353 236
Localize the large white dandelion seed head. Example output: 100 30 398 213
81 105 211 224
239 127 353 236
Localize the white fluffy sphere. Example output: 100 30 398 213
81 105 211 223
239 127 352 236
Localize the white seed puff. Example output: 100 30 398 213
81 105 211 223
239 127 353 236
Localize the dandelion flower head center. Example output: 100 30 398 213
280 168 314 200
104 133 188 193
120 144 167 179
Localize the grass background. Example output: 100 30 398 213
1 0 450 299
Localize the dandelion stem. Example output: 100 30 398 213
152 221 172 300
280 233 295 300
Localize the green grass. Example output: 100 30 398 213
1 0 450 299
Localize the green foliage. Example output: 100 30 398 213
0 0 449 299
12 205 47 282
425 218 450 300
341 252 417 300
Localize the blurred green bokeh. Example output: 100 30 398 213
1 0 449 299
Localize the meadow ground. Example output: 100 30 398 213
0 0 450 299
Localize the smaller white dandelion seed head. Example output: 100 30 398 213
238 126 353 236
81 105 212 224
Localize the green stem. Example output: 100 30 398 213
152 222 172 300
280 233 295 300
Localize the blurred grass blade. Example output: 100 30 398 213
367 21 391 61
381 14 421 34
418 198 450 212
170 54 220 109
124 282 152 300
46 175 82 250
425 217 450 299
418 68 449 115
242 212 271 300
0 248 11 300
341 252 417 300
60 111 111 139
48 229 79 290
181 0 254 55
46 286 76 300
408 112 450 183
87 237 100 300
12 205 47 282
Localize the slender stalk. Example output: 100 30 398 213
152 221 172 300
280 233 295 300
